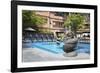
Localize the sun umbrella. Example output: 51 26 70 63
24 27 36 31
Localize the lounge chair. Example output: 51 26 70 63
37 33 43 42
32 34 37 42
41 34 48 41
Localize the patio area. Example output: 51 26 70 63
22 47 90 62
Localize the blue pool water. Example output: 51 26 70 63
23 42 90 54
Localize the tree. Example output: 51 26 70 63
22 10 46 30
64 13 85 36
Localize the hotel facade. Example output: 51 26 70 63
35 11 90 38
35 11 65 36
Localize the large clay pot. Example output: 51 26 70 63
63 38 78 57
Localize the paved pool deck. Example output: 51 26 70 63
22 48 90 62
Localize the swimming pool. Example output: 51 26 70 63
23 41 90 54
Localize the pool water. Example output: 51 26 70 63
23 42 90 54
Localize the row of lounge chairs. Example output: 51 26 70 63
78 38 90 43
23 33 56 43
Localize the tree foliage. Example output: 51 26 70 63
22 10 46 29
64 13 85 36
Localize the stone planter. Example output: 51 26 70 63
63 38 78 57
63 51 77 57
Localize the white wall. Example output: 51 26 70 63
0 0 99 73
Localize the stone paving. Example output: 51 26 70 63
22 48 90 62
